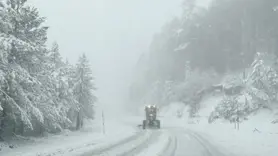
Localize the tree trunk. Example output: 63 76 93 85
20 120 24 135
81 118 84 128
13 121 16 135
76 111 82 130
39 123 44 136
0 103 6 141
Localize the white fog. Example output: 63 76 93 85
0 0 278 156
29 0 183 114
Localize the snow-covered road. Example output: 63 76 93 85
79 127 230 156
2 102 277 156
74 103 235 156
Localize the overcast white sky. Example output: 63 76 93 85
29 0 183 112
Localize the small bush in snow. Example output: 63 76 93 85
210 52 278 123
209 96 247 123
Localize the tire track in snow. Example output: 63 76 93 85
185 129 228 156
157 134 177 156
83 130 161 156
161 127 230 156
118 130 162 156
135 130 173 156
80 130 146 156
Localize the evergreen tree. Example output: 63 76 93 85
3 0 48 74
49 42 63 69
0 0 98 137
130 0 278 110
0 0 50 135
73 54 96 130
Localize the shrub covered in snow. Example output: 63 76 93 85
210 52 278 123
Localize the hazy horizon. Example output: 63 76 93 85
29 0 183 113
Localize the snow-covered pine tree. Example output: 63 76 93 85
0 0 98 136
1 0 71 135
250 52 278 103
49 42 63 69
3 0 48 74
73 54 96 130
0 0 47 136
36 43 76 133
54 58 78 130
62 61 79 128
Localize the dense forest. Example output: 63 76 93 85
0 0 97 140
129 0 278 122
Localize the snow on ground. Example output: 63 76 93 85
198 94 223 118
162 96 278 156
136 130 169 156
1 96 278 156
0 116 138 156
186 117 278 156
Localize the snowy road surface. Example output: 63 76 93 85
0 104 237 156
4 102 277 156
80 127 229 156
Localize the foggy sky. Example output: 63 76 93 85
29 0 183 112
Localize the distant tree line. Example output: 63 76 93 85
148 0 278 79
129 0 278 111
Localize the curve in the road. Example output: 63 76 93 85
185 129 228 156
80 130 145 156
83 129 161 156
119 130 162 156
82 126 232 156
160 127 232 156
157 134 177 156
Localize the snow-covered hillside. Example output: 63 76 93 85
187 110 278 156
160 95 278 156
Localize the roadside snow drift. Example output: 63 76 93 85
173 94 278 156
0 118 137 156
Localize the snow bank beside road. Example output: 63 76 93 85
0 119 137 156
190 96 278 156
187 120 278 156
184 103 278 156
161 101 278 156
